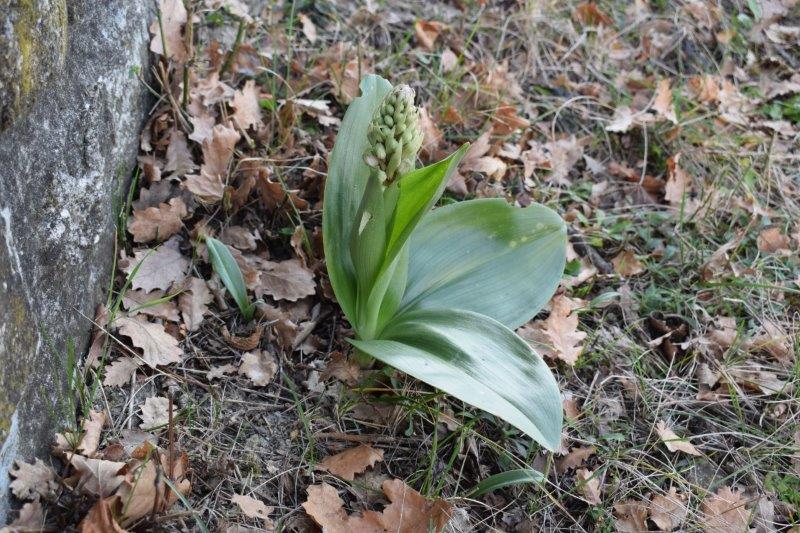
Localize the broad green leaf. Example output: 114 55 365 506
323 75 392 324
464 468 545 497
206 237 254 321
399 199 567 330
350 308 563 451
349 172 386 290
385 144 468 262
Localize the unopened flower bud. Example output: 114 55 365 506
363 85 423 184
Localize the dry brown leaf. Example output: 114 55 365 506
757 227 792 254
612 249 645 277
664 155 692 206
208 363 237 380
575 468 602 505
232 80 263 130
128 197 187 243
257 259 316 301
573 2 614 26
9 459 58 500
747 320 793 363
440 48 457 72
303 479 452 533
613 499 649 533
320 352 361 385
116 316 183 368
238 350 278 386
220 226 258 250
701 486 751 533
656 421 701 456
727 367 788 396
519 295 587 366
68 455 126 497
317 445 384 481
491 104 530 135
189 113 216 145
419 106 443 159
222 324 263 351
414 20 446 50
79 496 126 533
164 129 196 177
115 452 191 525
178 277 212 331
149 0 189 62
123 244 189 293
298 13 317 43
232 494 274 524
556 446 596 473
103 358 140 388
123 288 180 322
77 410 107 457
650 487 688 531
688 75 720 103
184 123 241 203
4 500 45 531
654 79 678 124
139 396 171 429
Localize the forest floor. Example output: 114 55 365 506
4 0 800 532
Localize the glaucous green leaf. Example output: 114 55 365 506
399 199 567 330
206 237 254 321
385 144 468 262
350 308 563 451
464 468 545 497
323 75 392 324
349 172 386 290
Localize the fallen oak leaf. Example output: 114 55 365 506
3 500 45 531
222 324 264 351
232 80 263 130
127 197 188 244
9 459 58 501
414 20 446 50
78 496 126 533
556 445 596 474
701 486 751 533
256 259 316 302
612 249 645 277
613 499 649 533
115 315 183 368
649 487 688 531
238 350 278 386
316 445 384 481
178 277 213 331
656 420 702 456
67 455 126 497
122 243 189 293
519 295 587 366
103 357 140 388
139 396 171 430
232 494 274 524
575 468 602 505
122 288 180 322
77 410 107 457
149 0 189 62
653 79 678 124
757 226 792 255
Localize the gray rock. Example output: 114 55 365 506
0 0 151 523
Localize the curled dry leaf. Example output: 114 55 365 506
298 13 317 43
115 315 183 368
178 277 213 331
139 396 171 430
103 358 140 387
556 445 596 473
128 197 188 243
232 80 263 130
256 259 316 301
303 479 452 533
613 499 649 533
238 350 278 386
4 500 45 531
419 106 443 159
414 20 446 50
320 352 361 386
491 104 530 135
9 459 58 500
68 455 126 497
164 129 196 176
664 155 692 207
575 468 602 505
208 363 237 380
220 226 258 250
747 320 793 363
440 48 457 72
122 243 189 293
653 79 678 124
232 494 274 524
701 486 751 533
519 295 587 366
222 324 263 351
78 496 126 533
77 410 107 457
115 452 191 525
184 123 241 203
149 0 189 62
649 487 688 531
612 249 645 277
656 420 701 456
317 445 384 481
573 1 614 26
757 227 792 254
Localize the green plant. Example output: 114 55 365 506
206 236 255 321
323 76 567 451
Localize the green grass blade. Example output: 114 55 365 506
464 468 545 498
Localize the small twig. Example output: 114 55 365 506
568 227 613 274
314 432 421 445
